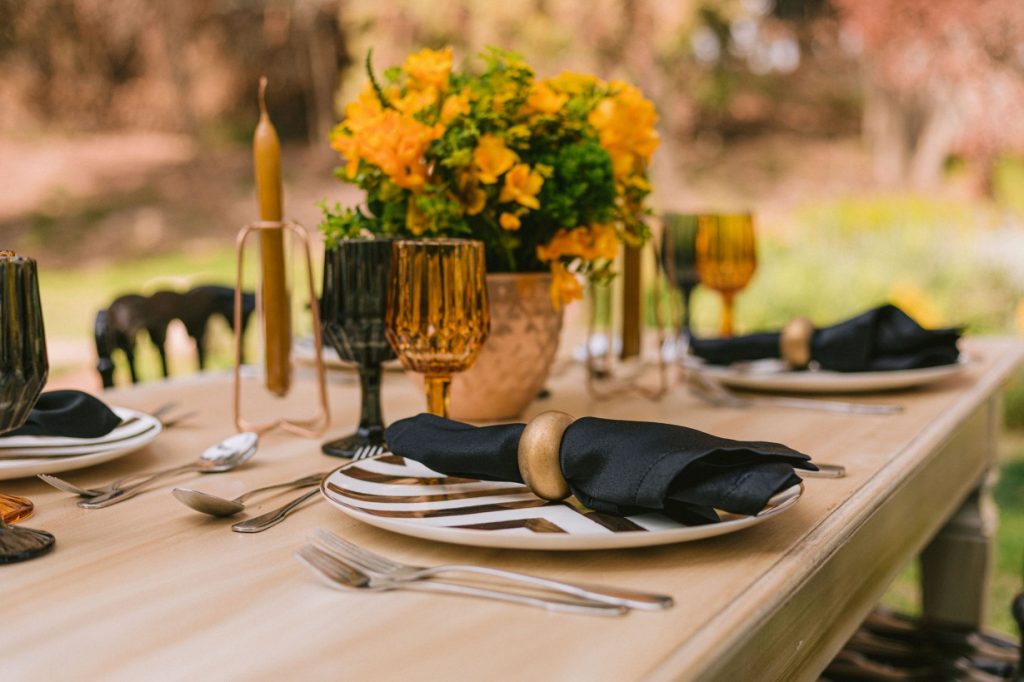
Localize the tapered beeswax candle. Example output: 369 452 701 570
253 77 291 397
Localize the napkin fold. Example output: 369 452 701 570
690 304 960 372
2 390 122 439
385 414 816 525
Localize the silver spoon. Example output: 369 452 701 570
173 472 326 517
231 445 383 533
78 432 259 509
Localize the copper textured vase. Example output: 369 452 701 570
447 273 563 421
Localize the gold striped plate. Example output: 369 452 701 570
320 455 803 551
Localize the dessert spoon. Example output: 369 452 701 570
77 432 259 509
173 471 326 517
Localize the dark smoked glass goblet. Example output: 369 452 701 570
0 252 55 563
319 239 396 458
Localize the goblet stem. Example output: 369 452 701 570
357 363 384 432
719 292 735 338
424 375 452 418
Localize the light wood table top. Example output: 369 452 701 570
3 338 1022 681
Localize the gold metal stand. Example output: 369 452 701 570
233 220 330 437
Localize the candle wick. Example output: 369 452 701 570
258 76 269 118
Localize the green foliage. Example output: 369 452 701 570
534 141 616 229
316 201 373 245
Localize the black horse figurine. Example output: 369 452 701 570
95 285 256 388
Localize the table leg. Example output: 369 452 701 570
919 482 998 629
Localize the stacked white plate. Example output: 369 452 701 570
687 357 970 394
0 408 162 480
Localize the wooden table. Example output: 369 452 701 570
4 338 1022 681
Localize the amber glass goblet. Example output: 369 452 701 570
695 214 757 337
385 240 490 418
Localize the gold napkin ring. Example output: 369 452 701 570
518 411 575 501
780 316 815 369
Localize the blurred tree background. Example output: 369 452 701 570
0 0 1023 629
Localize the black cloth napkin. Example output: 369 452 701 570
690 304 960 372
386 414 816 525
2 390 122 439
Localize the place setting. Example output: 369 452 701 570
653 212 969 422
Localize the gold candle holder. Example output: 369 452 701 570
232 220 330 437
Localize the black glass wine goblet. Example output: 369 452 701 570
319 239 396 458
660 213 701 355
0 252 55 563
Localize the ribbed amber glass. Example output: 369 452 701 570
695 214 757 337
386 240 490 418
0 493 33 523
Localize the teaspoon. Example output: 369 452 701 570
77 432 259 509
173 472 326 517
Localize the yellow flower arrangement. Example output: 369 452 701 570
321 47 659 307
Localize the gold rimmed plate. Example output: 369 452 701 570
320 455 802 551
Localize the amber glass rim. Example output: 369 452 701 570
393 238 483 248
0 254 35 264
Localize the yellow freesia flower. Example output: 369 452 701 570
440 91 471 124
457 171 486 215
499 164 543 209
548 71 602 96
589 81 660 179
331 107 443 190
584 224 620 261
394 86 439 115
549 261 584 308
473 134 517 184
536 225 618 263
499 212 521 231
403 47 453 90
526 81 568 115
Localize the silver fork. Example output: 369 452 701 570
295 545 626 616
231 445 383 533
40 470 172 498
310 528 673 611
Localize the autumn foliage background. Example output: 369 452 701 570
1 0 1024 629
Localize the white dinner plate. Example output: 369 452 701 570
690 358 969 394
321 455 802 551
0 408 160 457
0 408 162 480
